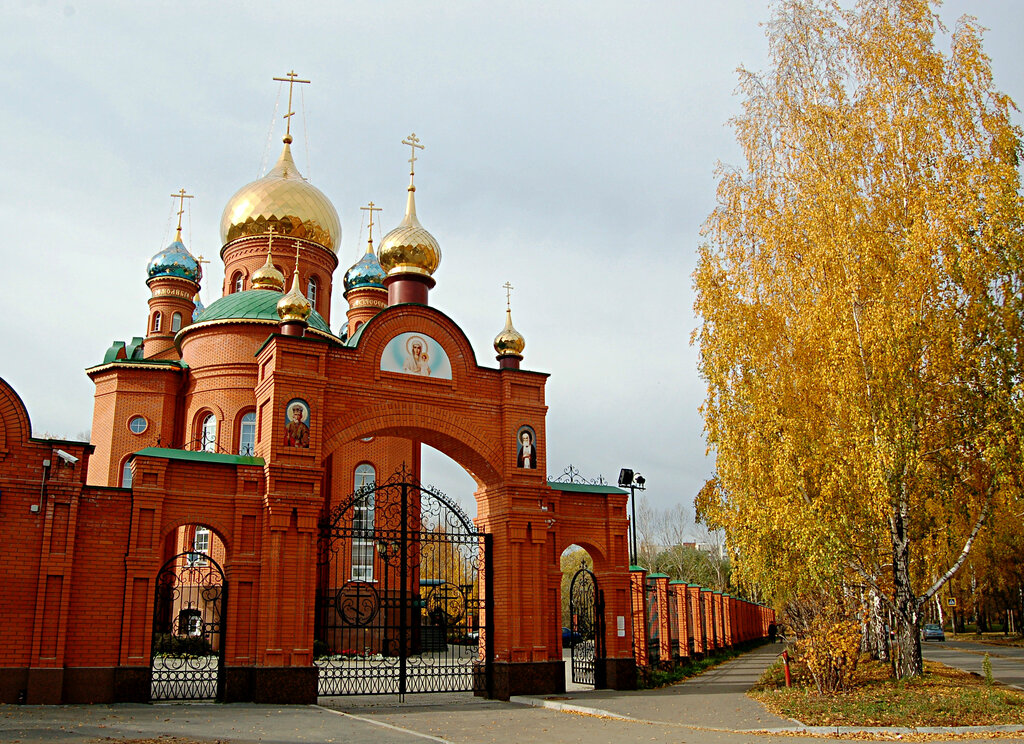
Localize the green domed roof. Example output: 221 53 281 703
191 290 332 334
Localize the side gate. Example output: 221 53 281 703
150 551 227 701
568 564 604 686
315 467 493 698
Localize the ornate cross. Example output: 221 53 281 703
402 133 424 181
503 281 514 309
360 201 382 243
272 70 311 139
171 188 193 232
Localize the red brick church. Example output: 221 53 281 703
0 80 641 704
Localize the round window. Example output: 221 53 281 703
129 416 148 434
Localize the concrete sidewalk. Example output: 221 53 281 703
512 642 792 731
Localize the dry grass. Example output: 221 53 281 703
751 656 1024 727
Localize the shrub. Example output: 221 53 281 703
785 596 860 693
153 633 214 657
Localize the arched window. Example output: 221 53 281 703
200 414 217 452
152 311 162 333
307 277 318 309
171 312 182 332
238 411 256 456
120 458 133 488
352 464 376 581
232 272 243 293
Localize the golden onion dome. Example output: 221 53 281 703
493 308 526 357
251 243 285 292
220 139 341 251
377 187 441 277
277 263 312 323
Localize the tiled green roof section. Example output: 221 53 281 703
194 290 332 334
547 481 627 495
133 446 264 467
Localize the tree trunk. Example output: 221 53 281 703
891 499 923 677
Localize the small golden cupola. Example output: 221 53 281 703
277 245 312 335
251 226 286 292
493 282 526 370
377 133 441 306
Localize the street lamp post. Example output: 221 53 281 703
618 469 646 565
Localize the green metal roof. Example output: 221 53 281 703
193 290 332 334
647 573 670 579
547 481 627 495
133 446 264 467
629 565 647 572
669 580 688 585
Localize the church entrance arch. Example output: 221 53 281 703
150 550 227 701
315 466 492 697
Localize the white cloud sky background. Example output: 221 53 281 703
2 1 1022 529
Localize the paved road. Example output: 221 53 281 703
924 639 1024 688
1 643 1020 744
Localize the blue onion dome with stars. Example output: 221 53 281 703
147 230 202 284
343 247 386 293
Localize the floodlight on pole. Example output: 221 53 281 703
618 469 646 565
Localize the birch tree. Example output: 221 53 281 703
694 0 1024 677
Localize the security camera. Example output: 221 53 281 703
55 449 79 465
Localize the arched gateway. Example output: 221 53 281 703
0 93 637 704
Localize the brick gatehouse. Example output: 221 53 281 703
0 87 637 704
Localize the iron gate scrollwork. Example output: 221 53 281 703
569 564 603 686
315 467 493 697
150 551 227 701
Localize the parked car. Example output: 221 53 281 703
562 627 583 647
922 623 946 641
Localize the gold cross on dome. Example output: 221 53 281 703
272 70 311 139
402 133 424 181
266 223 277 252
503 281 514 309
360 201 382 243
170 188 193 232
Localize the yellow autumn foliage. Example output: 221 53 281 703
694 0 1024 678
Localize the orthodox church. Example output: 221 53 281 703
0 77 641 704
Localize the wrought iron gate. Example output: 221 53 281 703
150 551 226 701
315 468 492 697
569 564 603 685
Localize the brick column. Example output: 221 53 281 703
670 581 690 659
629 566 648 667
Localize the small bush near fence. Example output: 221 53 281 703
153 633 214 657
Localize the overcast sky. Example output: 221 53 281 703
3 1 1022 530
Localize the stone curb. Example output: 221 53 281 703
510 696 1024 736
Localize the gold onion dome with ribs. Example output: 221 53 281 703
220 137 341 251
251 243 286 292
377 185 441 277
493 308 526 357
277 262 312 323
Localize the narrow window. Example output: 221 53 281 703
120 459 133 488
201 414 217 452
239 411 256 456
232 272 243 293
307 277 318 309
188 526 210 566
171 312 182 332
352 464 376 581
152 311 162 333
